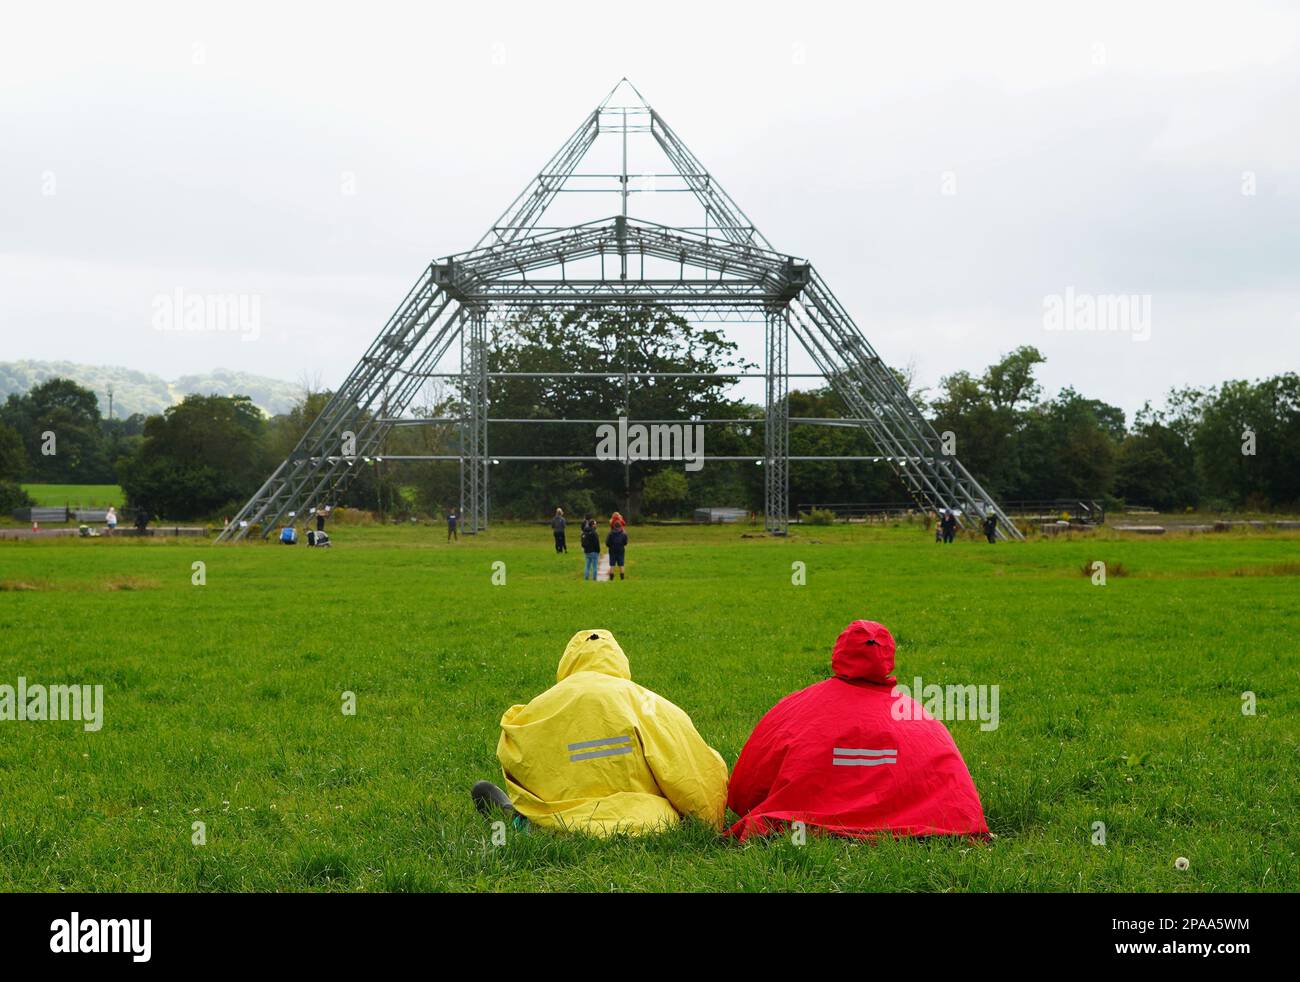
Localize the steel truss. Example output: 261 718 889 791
764 309 790 534
461 307 489 532
219 81 1021 541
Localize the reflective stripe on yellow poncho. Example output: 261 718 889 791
496 629 728 836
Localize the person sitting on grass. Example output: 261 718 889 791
726 619 988 842
472 629 728 836
606 520 628 580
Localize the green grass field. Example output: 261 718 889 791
21 484 123 508
0 521 1296 892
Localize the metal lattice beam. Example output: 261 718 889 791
461 307 489 533
764 308 790 534
216 270 465 541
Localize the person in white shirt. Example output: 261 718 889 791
105 506 118 535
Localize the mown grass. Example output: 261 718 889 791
0 521 1296 892
20 484 123 508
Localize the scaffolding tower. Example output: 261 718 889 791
219 80 1021 542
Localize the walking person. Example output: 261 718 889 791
104 505 118 536
606 519 628 580
982 513 998 544
447 509 459 542
580 516 600 581
940 508 958 544
551 508 567 554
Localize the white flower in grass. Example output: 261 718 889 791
1174 856 1190 871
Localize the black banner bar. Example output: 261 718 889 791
0 891 1281 969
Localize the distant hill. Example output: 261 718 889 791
0 361 304 418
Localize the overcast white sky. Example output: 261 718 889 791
2 0 1297 419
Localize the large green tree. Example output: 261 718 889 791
0 421 33 513
1114 403 1199 510
930 346 1046 497
929 349 1127 503
0 378 112 482
1016 388 1124 500
786 388 907 509
0 421 27 482
1191 375 1300 509
485 305 753 518
118 394 269 519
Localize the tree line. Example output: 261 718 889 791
1 308 1295 520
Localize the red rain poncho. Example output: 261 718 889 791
726 620 988 841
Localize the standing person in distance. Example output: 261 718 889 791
104 505 118 536
447 508 459 542
982 513 998 543
581 515 600 581
552 507 567 554
606 517 628 581
940 508 958 544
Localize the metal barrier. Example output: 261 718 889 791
11 506 71 523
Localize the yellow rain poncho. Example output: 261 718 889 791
496 630 728 836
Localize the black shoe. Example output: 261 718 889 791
471 780 515 818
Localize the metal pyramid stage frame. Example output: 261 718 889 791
219 80 1022 542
